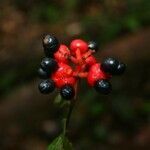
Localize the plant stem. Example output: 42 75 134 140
63 118 67 136
63 82 78 136
66 102 75 129
63 101 75 136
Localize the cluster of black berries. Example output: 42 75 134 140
38 35 59 95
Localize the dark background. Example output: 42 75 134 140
0 0 149 149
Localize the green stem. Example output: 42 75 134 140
66 102 74 129
63 118 67 136
63 101 75 136
62 81 78 136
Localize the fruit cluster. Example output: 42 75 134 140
38 35 126 100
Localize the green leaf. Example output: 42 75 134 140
47 135 73 150
48 136 63 150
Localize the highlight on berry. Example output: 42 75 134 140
38 34 126 100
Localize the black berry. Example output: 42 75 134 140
60 85 75 100
42 35 59 57
38 79 55 94
38 67 50 79
101 57 119 75
116 62 126 75
94 79 112 94
88 41 98 52
40 57 58 73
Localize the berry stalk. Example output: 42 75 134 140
62 82 78 136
